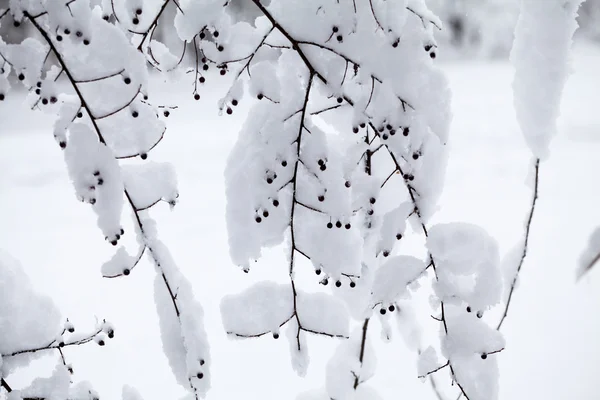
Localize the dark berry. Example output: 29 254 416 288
59 341 65 347
136 8 142 15
197 372 204 379
231 99 238 106
217 45 224 52
0 94 4 101
140 153 147 160
42 98 49 105
226 107 232 115
262 210 269 218
199 76 206 83
37 81 42 88
382 134 388 140
390 129 396 136
194 93 200 100
403 127 410 136
76 31 82 37
281 160 287 167
220 69 226 76
103 15 109 21
97 178 104 185
481 353 487 360
315 269 321 275
477 311 483 319
18 73 24 81
396 233 402 240
257 93 263 100
203 64 209 71
68 327 75 333
59 141 67 149
50 96 57 104
132 111 139 118
213 30 219 38
164 110 170 117
272 332 279 339
13 21 20 28
272 199 279 207
124 77 131 85
425 45 432 51
388 305 395 312
392 40 399 48
77 112 83 118
266 177 273 184
412 153 419 160
57 35 63 41
255 216 262 223
378 126 385 132
335 221 342 228
35 88 41 95
332 26 339 32
349 281 356 288
430 52 436 59
120 228 124 235
380 308 386 315
369 197 376 204
108 330 114 339
318 159 325 166
386 124 393 130
408 175 414 181
367 209 374 216
383 250 390 257
336 35 343 42
83 39 90 45
133 18 139 25
200 32 206 39
98 339 105 346
335 280 341 288
200 359 205 366
345 223 351 229
466 306 472 313
336 97 343 103
318 195 325 202
123 268 130 276
360 122 366 129
345 181 351 188
110 240 117 246
320 164 326 171
90 198 96 205
327 222 333 229
64 29 71 35
352 126 359 134
322 278 329 286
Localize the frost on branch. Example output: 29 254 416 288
511 0 584 159
426 223 505 400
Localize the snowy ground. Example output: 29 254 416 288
1 41 600 400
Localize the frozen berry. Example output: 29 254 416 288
392 40 399 48
103 15 109 20
110 239 117 246
424 45 432 51
403 127 410 136
197 372 204 379
133 18 139 25
476 311 483 319
132 111 139 118
194 94 200 100
123 268 130 276
412 153 419 160
396 233 402 240
226 107 232 114
466 306 472 313
255 216 262 223
266 177 273 184
108 330 114 339
59 141 67 149
327 222 333 229
315 269 321 275
430 52 436 59
77 112 83 118
68 327 75 333
386 124 392 130
320 164 326 171
322 278 329 286
388 305 395 312
262 210 269 218
124 77 131 85
345 223 351 229
367 209 374 216
0 94 4 101
337 97 343 103
83 39 90 46
336 35 343 42
272 333 279 339
335 280 341 288
76 31 82 37
200 32 206 39
199 76 206 83
136 8 142 15
380 308 386 315
35 88 41 95
217 45 224 52
272 199 279 207
360 122 366 129
231 99 238 106
336 221 342 228
220 69 226 76
352 126 359 134
369 197 376 204
18 73 24 81
481 353 487 360
257 93 263 100
349 281 356 288
64 29 71 35
203 64 209 71
383 250 390 257
97 178 104 185
281 160 287 167
42 98 49 105
59 341 65 347
332 26 339 32
345 181 351 188
13 21 20 28
140 153 148 160
164 110 170 117
98 340 105 346
57 35 63 41
200 359 205 366
318 195 325 202
382 134 389 140
390 129 396 136
37 81 42 88
213 30 220 38
50 96 57 104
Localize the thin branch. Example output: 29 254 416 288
418 361 450 379
496 158 540 330
353 318 370 389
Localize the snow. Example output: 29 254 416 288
511 0 585 159
1 33 600 400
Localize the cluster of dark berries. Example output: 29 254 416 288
105 226 125 247
225 98 238 115
332 26 343 43
376 123 410 141
326 220 351 230
352 122 367 134
424 44 436 59
380 304 396 315
466 306 484 319
131 7 142 25
193 358 207 379
58 28 90 45
317 158 327 171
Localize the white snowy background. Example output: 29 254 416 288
1 39 600 399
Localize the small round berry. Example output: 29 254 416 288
318 195 325 202
322 278 329 286
90 198 97 205
57 35 63 41
320 164 326 171
386 124 393 130
257 93 264 100
203 64 209 71
266 177 273 184
332 26 339 32
68 327 75 333
352 126 359 134
120 228 124 235
360 122 366 129
123 268 130 276
59 141 67 149
262 210 269 218
272 199 279 207
318 159 325 166
199 76 206 83
108 330 114 339
13 21 21 28
194 93 200 100
337 97 343 103
378 126 385 132
382 134 389 140
200 32 206 39
336 221 342 228
98 339 105 346
390 129 396 136
64 29 71 35
403 127 410 136
281 160 287 167
213 30 220 38
392 41 399 48
425 45 433 51
345 181 351 188
97 178 104 185
76 31 83 37
220 69 226 76
380 308 386 315
217 45 224 52
412 153 419 160
383 250 390 257
140 153 148 160
50 96 57 104
200 359 205 366
226 107 232 115
132 111 139 118
272 333 279 339
35 88 41 95
476 311 483 319
110 239 117 246
0 94 4 101
231 99 238 106
77 112 83 118
42 98 49 105
345 223 351 229
335 280 341 288
481 353 487 360
327 222 333 229
430 52 436 59
93 170 100 176
37 81 42 88
124 77 131 85
388 305 395 312
59 341 65 347
103 15 109 21
18 73 24 81
367 209 374 216
136 8 142 15
396 233 402 240
349 281 356 288
369 197 376 204
197 372 204 379
83 39 90 46
336 35 343 42
164 110 170 117
466 306 472 313
133 18 139 25
315 269 322 275
255 216 262 223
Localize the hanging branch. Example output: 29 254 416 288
496 158 540 330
